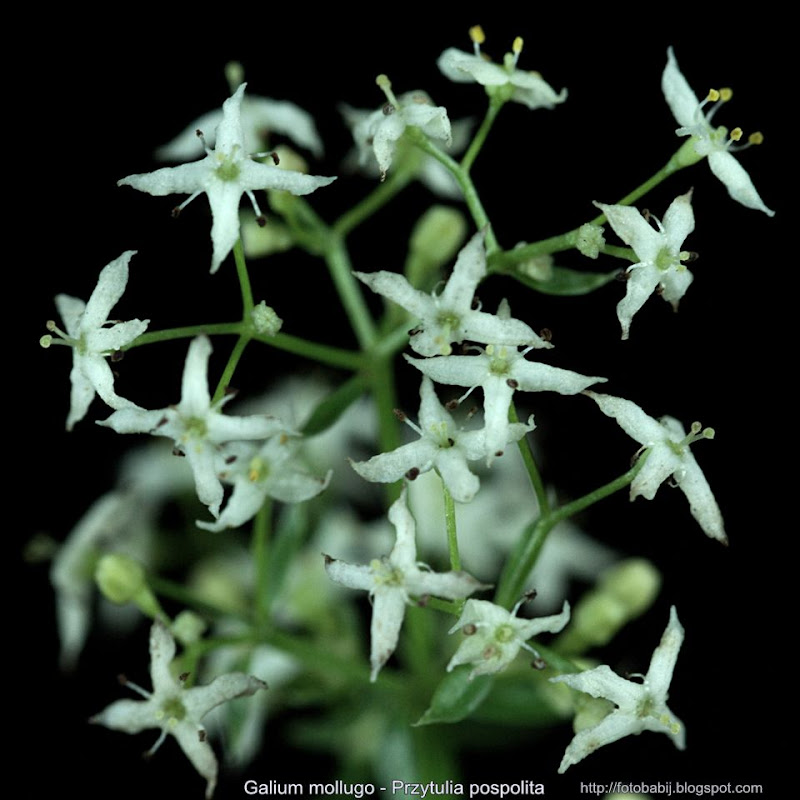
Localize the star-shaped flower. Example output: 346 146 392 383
550 606 685 772
99 336 284 518
594 192 695 339
119 84 336 272
406 342 605 462
197 434 331 532
323 489 487 681
356 230 544 356
91 621 267 798
587 392 726 543
352 377 532 503
447 597 570 679
43 251 149 430
438 27 566 110
350 77 452 181
662 47 774 216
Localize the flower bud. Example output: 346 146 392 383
95 553 161 618
251 302 283 336
171 610 207 646
575 223 605 259
601 558 661 618
406 205 467 291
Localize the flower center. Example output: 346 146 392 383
215 156 242 182
495 624 515 644
370 558 404 588
159 695 187 723
248 456 269 483
183 416 208 439
486 345 512 376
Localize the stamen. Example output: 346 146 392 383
245 189 265 220
469 25 485 57
195 129 212 157
749 131 764 145
145 727 169 757
375 74 399 110
729 127 743 142
511 36 523 68
171 191 202 218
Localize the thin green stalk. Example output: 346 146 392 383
334 169 413 237
261 331 363 370
495 453 649 608
252 500 272 627
509 402 549 514
233 239 254 314
124 322 243 350
461 96 505 174
442 483 460 572
326 235 377 349
212 333 250 403
591 159 679 225
409 132 498 254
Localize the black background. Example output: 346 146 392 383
19 11 785 799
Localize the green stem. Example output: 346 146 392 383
149 575 249 623
124 322 243 349
326 234 377 349
212 333 250 403
262 331 363 370
409 132 499 254
509 402 549 515
334 169 413 237
590 159 679 225
495 453 649 608
252 499 272 627
442 483 460 572
460 96 505 175
233 239 254 314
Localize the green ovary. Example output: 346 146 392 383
160 696 187 722
655 247 676 271
248 456 269 483
495 624 515 644
215 159 241 181
183 416 208 439
370 559 404 588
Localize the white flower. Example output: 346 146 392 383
99 336 284 518
197 434 331 532
156 93 323 161
352 376 533 503
44 251 148 430
405 341 605 462
91 621 267 798
438 28 566 110
662 47 774 216
594 192 695 340
550 606 685 772
356 230 544 356
350 78 451 180
119 84 336 273
323 489 486 681
587 392 726 543
447 598 570 679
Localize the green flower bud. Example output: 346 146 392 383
406 205 467 291
251 301 283 336
575 223 605 259
95 553 162 618
171 611 207 646
601 558 661 619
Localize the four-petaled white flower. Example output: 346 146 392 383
350 78 452 181
594 192 695 340
156 92 323 161
587 392 726 543
662 47 774 217
352 376 533 503
45 251 149 430
550 606 685 772
356 230 544 356
91 621 267 798
447 597 570 679
197 434 331 532
324 489 487 681
99 336 284 518
406 342 605 463
438 28 566 110
119 84 336 273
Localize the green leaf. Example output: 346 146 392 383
511 266 619 296
414 666 494 726
301 374 367 437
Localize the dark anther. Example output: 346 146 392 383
641 208 651 221
270 152 280 165
224 455 237 465
224 386 239 398
466 405 478 420
462 623 477 636
445 399 459 410
408 327 422 336
110 349 124 363
198 730 207 742
447 437 455 447
616 269 628 282
539 327 553 342
494 450 504 458
195 129 204 138
684 250 699 263
171 206 182 218
172 448 186 458
531 657 547 670
117 674 129 686
179 672 190 683
506 378 519 389
382 103 396 115
523 588 538 602
393 408 407 421
656 285 665 296
471 297 481 310
405 467 420 481
156 416 169 428
256 215 267 228
323 554 334 565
